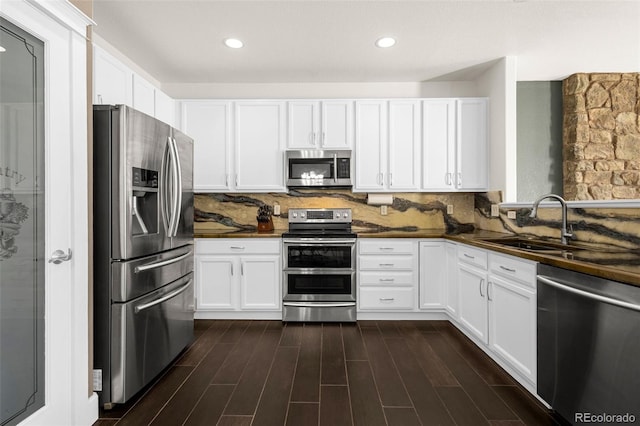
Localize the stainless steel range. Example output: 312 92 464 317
282 208 357 322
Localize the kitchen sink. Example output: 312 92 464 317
480 236 629 255
480 237 571 252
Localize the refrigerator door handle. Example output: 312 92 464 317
160 137 172 235
169 137 182 237
134 279 192 314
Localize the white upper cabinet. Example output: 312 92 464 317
456 98 488 190
422 98 488 192
287 100 353 149
355 100 387 190
355 100 420 192
388 100 421 191
182 100 286 192
422 99 456 190
321 101 354 149
93 45 132 106
181 101 232 192
234 101 286 192
93 44 175 125
132 73 155 117
154 89 175 127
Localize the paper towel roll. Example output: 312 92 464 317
367 194 394 206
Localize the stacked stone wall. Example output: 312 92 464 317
563 73 640 200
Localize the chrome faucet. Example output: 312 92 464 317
529 194 573 245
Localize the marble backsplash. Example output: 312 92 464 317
195 190 476 234
476 192 640 250
194 189 640 249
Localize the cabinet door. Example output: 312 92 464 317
155 89 175 127
422 99 455 190
287 101 319 149
321 100 353 149
419 241 446 310
235 101 286 191
445 242 459 318
195 256 235 310
93 45 132 106
456 99 488 190
488 275 537 384
182 101 232 191
355 101 387 191
457 262 488 344
132 73 156 117
240 256 281 310
388 100 420 190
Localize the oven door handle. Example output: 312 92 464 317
283 302 356 308
283 239 356 245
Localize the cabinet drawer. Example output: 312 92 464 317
457 244 487 270
359 287 415 310
489 253 536 288
359 271 414 286
196 238 280 255
359 240 415 255
359 255 414 270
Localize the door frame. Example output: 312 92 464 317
0 1 96 425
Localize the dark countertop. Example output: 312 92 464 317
195 228 640 287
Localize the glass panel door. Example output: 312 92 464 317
0 17 45 426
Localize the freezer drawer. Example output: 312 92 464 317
111 245 193 302
110 274 194 405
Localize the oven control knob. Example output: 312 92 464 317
292 212 297 218
343 212 349 218
301 213 306 218
335 213 340 219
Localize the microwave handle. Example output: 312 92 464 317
333 153 338 183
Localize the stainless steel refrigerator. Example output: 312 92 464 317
93 105 194 409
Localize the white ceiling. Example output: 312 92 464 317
92 0 640 87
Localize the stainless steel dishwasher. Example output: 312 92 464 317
537 264 640 425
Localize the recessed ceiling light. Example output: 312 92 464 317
375 37 396 48
0 46 5 53
224 38 244 49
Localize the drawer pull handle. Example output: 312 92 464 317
379 298 395 302
463 253 475 259
230 246 245 250
379 278 395 282
379 247 394 251
500 265 516 273
379 263 395 267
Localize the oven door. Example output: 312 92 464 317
283 239 355 270
283 270 356 302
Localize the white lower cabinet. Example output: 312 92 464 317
195 239 281 316
358 239 418 312
454 243 537 389
419 240 447 310
458 261 489 344
488 252 537 386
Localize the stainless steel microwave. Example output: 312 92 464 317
286 150 352 188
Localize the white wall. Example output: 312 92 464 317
163 81 478 100
475 57 517 202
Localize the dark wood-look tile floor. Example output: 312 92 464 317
94 320 560 426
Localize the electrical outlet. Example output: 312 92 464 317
380 205 388 215
273 203 281 216
507 210 517 219
93 369 102 392
491 204 500 217
446 205 454 215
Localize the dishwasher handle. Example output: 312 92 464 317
538 275 640 313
